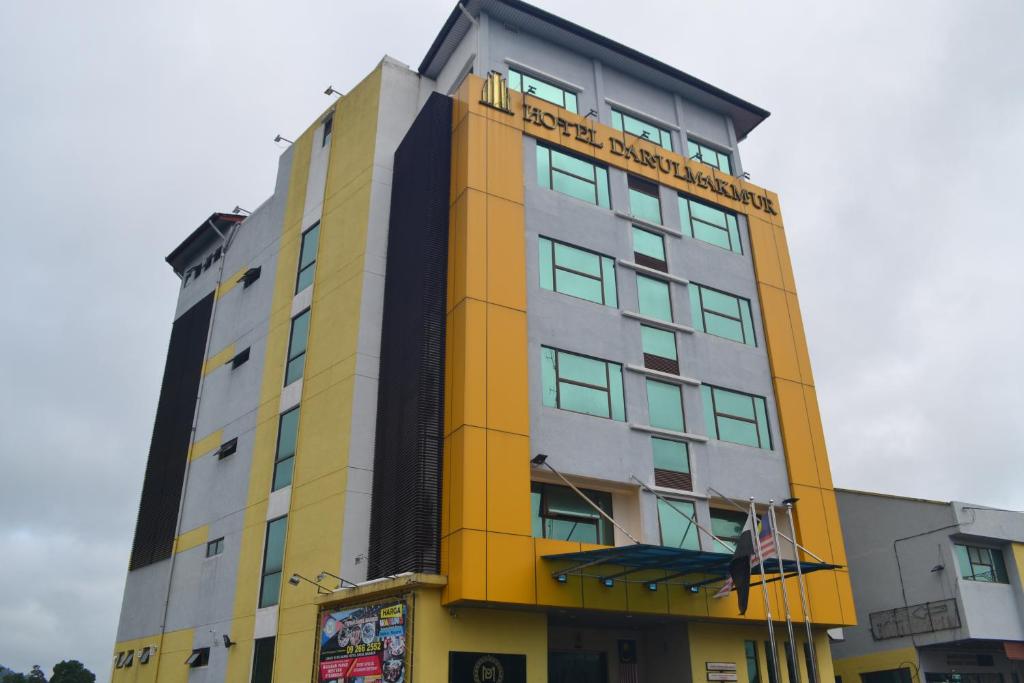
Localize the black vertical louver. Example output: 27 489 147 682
368 93 452 578
128 292 214 570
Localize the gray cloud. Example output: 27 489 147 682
1 0 1020 677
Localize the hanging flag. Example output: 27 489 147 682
714 511 777 614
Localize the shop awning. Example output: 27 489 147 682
543 544 841 589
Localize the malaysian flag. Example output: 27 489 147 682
618 639 639 683
714 511 777 614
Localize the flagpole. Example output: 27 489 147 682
751 498 781 683
770 502 801 683
785 500 819 683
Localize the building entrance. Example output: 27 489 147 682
549 650 609 683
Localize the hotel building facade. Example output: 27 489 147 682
111 1 855 681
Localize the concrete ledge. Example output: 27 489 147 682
316 572 447 607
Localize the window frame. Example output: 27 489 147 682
687 138 732 175
205 537 225 558
541 346 625 421
611 108 674 151
657 497 699 550
258 516 288 609
636 274 673 322
322 115 333 147
646 378 685 433
536 143 611 209
509 67 578 112
689 282 757 346
745 641 761 683
530 481 614 545
710 507 749 552
679 194 743 254
702 384 772 449
954 543 1008 583
632 225 667 271
295 222 321 294
538 236 618 307
251 637 276 683
272 407 300 491
186 648 210 668
627 174 662 224
284 308 311 386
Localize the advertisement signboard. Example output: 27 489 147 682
318 600 408 683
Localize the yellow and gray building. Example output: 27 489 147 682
112 1 855 681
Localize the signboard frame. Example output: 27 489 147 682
314 593 414 683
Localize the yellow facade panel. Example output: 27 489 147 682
790 485 835 564
748 216 784 290
274 630 315 683
153 628 193 683
835 568 857 626
450 189 488 306
486 430 531 535
444 308 455 436
486 531 537 604
460 114 488 197
623 571 670 614
580 565 629 612
758 283 802 383
188 429 224 461
215 266 250 300
202 344 236 376
802 386 835 490
174 525 208 554
448 529 488 602
441 434 452 538
785 292 816 387
486 196 527 311
775 225 797 293
485 120 525 204
448 299 488 431
485 304 530 435
534 537 585 608
449 426 487 533
820 490 848 566
775 378 820 488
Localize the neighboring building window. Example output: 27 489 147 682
206 537 225 558
259 516 288 608
679 195 742 253
185 648 210 668
632 226 666 271
539 236 617 307
652 437 690 491
861 669 913 683
509 68 578 112
296 222 320 293
689 283 756 346
273 408 300 491
745 641 760 683
284 309 311 385
251 637 276 683
688 139 732 174
628 175 662 224
536 144 611 208
954 544 1008 583
530 482 613 545
646 379 685 432
641 325 678 374
612 109 673 151
322 115 333 147
636 275 673 322
657 498 698 549
541 346 625 421
702 385 772 449
710 508 748 552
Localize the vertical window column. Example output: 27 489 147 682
284 309 311 386
628 175 662 224
296 222 321 293
258 517 287 608
272 408 300 491
251 637 276 683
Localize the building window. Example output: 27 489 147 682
206 537 225 557
764 643 779 683
652 437 690 491
509 68 578 112
646 379 685 432
322 115 333 147
541 346 625 421
804 642 817 683
954 544 1008 583
185 648 210 668
641 325 678 374
240 266 262 288
612 109 673 151
258 516 287 608
230 347 251 369
689 283 756 346
632 226 666 271
636 275 673 322
530 482 613 545
539 237 617 307
745 641 760 683
123 650 134 668
628 175 662 224
657 498 698 549
688 139 732 174
296 222 321 293
679 195 742 254
701 385 772 449
139 647 152 665
710 508 748 552
861 670 913 683
251 637 276 683
284 309 311 386
273 408 300 491
536 144 610 208
217 437 238 459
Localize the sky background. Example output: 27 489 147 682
1 0 1022 678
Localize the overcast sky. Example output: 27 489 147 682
1 0 1022 678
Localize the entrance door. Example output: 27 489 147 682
549 651 608 683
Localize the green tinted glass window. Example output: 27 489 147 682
633 226 665 262
710 508 748 552
537 144 610 208
539 237 617 307
284 309 311 386
637 275 672 321
541 346 625 421
745 641 760 683
679 195 742 253
259 516 288 608
646 379 685 432
701 385 771 449
509 68 578 113
954 544 1009 583
272 408 300 491
611 109 673 151
531 482 613 544
688 139 732 175
689 283 756 346
641 325 676 360
296 223 320 293
628 176 662 224
652 437 689 473
658 498 699 549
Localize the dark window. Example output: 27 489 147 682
230 347 250 369
688 139 732 174
251 637 276 683
273 408 300 491
689 283 756 346
206 537 224 557
804 642 817 683
702 384 772 450
954 544 1009 583
746 641 760 683
185 648 210 668
861 669 912 683
296 223 320 293
541 346 625 421
531 482 613 545
536 144 610 208
259 517 287 608
240 266 262 288
679 195 741 253
139 647 152 664
538 236 618 307
114 652 126 669
628 175 662 224
284 309 311 385
218 437 238 459
765 642 779 683
322 115 333 146
784 642 797 683
711 508 749 552
509 68 578 112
